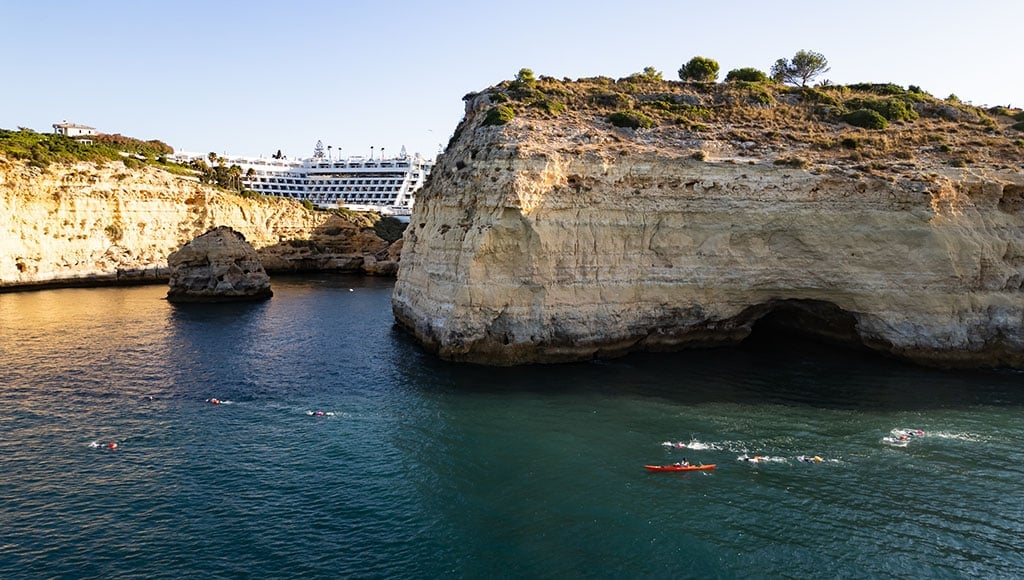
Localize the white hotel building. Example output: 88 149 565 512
171 142 434 218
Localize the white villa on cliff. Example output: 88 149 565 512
53 121 97 144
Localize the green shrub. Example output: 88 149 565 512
482 104 515 126
508 68 537 98
626 66 663 83
608 110 654 129
678 56 720 82
846 82 906 95
842 109 888 130
840 137 859 149
373 216 407 243
301 199 315 211
591 91 632 109
801 88 840 106
726 67 768 82
748 87 774 105
238 189 272 200
1012 121 1024 131
531 97 566 116
846 97 917 122
92 134 173 157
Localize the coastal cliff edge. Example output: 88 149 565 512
0 156 395 290
392 75 1024 368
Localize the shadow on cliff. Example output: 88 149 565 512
254 213 398 276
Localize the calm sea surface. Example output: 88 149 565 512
1 276 1022 579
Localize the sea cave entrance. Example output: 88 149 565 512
740 299 868 353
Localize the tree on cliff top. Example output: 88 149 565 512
509 68 537 98
771 50 830 86
679 56 720 82
626 67 663 82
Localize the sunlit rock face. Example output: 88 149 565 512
166 226 272 303
393 86 1024 369
0 157 392 288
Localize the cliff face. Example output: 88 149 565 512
0 156 389 289
393 80 1024 368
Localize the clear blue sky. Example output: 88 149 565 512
3 0 1021 160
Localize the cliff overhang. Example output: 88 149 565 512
392 76 1024 369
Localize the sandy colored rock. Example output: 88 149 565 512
167 226 271 303
393 83 1024 369
0 156 394 288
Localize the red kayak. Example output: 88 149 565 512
644 464 716 472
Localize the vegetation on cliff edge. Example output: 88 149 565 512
0 128 173 169
472 58 1022 177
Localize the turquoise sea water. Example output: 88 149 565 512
1 276 1022 579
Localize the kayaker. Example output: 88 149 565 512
676 458 690 467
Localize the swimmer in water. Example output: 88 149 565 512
206 398 220 405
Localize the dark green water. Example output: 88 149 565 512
1 276 1021 578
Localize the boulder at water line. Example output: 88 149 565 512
166 226 273 303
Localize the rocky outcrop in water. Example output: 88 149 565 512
0 156 394 289
393 77 1024 369
166 226 272 303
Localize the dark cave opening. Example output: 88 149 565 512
741 299 868 353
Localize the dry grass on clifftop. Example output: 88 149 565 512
461 74 1024 181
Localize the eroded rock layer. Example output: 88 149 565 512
167 226 272 303
393 87 1024 369
0 157 390 289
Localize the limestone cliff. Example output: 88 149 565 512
393 77 1024 368
0 156 391 289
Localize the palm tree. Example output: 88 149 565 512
228 164 243 191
